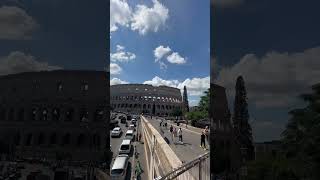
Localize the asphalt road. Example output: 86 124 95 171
110 113 134 180
145 116 208 163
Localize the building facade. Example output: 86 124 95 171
0 70 109 163
110 84 184 116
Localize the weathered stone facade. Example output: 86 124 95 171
0 70 109 163
110 84 184 115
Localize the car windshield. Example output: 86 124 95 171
126 134 132 137
121 145 129 150
111 169 123 175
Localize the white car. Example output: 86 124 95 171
111 154 129 180
124 130 134 141
111 127 122 137
129 124 135 131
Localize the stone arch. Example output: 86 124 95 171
14 132 20 146
41 108 48 121
79 107 89 122
8 108 14 121
77 133 86 147
62 133 71 145
143 104 146 109
50 133 57 145
18 108 24 121
52 108 60 121
148 104 151 109
65 108 74 121
25 133 32 146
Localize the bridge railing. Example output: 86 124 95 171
141 116 195 180
156 152 210 180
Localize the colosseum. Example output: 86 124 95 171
110 84 187 116
0 70 109 163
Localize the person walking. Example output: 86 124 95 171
170 125 174 141
178 128 183 143
173 127 177 143
204 126 209 148
200 132 206 150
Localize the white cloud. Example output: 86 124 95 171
154 45 171 62
143 76 210 97
215 47 320 108
110 45 136 62
110 63 122 75
110 0 132 32
167 52 186 64
0 6 39 40
178 77 210 96
110 77 128 85
131 0 169 35
0 51 62 75
212 0 244 8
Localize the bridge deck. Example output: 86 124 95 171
145 116 209 163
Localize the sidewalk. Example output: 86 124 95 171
131 119 148 180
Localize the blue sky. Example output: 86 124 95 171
110 0 210 106
212 0 320 142
0 0 107 74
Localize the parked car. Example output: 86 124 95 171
129 124 135 131
124 130 134 141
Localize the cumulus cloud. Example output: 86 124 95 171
154 45 171 62
153 45 187 69
0 51 62 76
212 0 244 8
110 0 132 32
215 47 320 108
131 0 169 35
167 52 186 64
143 76 210 96
110 77 128 85
110 63 122 75
0 6 39 40
110 45 136 62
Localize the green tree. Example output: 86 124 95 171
233 76 254 161
281 83 320 180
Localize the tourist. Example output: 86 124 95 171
200 132 206 149
204 126 209 146
170 125 174 141
178 128 183 142
173 127 177 143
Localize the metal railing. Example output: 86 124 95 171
155 152 210 180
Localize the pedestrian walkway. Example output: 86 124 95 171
147 117 209 163
131 119 148 180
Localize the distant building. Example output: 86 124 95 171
110 84 184 116
0 70 109 164
189 106 199 112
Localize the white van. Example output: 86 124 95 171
119 139 131 154
111 154 129 180
124 130 134 141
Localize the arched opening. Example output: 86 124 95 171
52 108 60 121
8 108 14 121
65 108 74 121
143 104 146 109
14 133 20 145
80 108 89 122
62 133 70 145
31 107 37 121
94 109 104 122
41 108 48 121
77 134 86 147
38 133 45 145
25 133 32 146
50 133 57 145
18 108 24 121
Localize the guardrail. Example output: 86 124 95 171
141 116 195 180
156 152 210 180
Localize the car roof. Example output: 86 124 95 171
112 155 128 170
121 139 131 144
126 130 134 134
113 127 120 130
